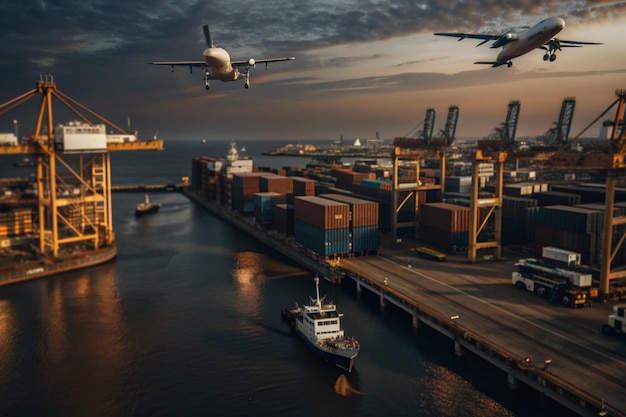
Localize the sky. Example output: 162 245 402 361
1 0 626 143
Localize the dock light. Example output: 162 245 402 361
543 358 552 371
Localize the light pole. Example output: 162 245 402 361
13 119 18 140
543 358 552 372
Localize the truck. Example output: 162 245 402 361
512 258 591 308
411 246 446 262
601 305 626 339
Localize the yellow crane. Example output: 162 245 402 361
0 76 163 258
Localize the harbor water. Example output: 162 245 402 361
0 139 576 416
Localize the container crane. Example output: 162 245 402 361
391 106 455 242
0 76 163 262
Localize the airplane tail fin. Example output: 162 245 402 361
203 25 213 48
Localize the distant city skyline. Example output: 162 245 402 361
1 1 625 142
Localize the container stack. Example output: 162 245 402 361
232 172 268 214
445 176 472 193
0 208 32 238
502 196 538 244
418 202 469 252
331 168 375 191
532 191 581 206
273 204 294 235
294 196 350 257
253 192 286 225
319 194 380 254
533 205 603 266
259 175 293 194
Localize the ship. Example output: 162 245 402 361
282 276 360 372
135 193 161 216
14 157 35 167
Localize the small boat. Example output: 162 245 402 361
135 193 161 216
14 158 35 167
282 276 360 372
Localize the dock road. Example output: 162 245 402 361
338 252 626 417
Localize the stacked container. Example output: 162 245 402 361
533 205 603 266
319 194 380 254
253 192 286 225
232 172 268 214
259 175 293 194
273 204 294 235
502 196 538 245
294 196 350 257
418 202 469 252
0 208 32 237
532 191 581 206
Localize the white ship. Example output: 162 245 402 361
283 276 360 372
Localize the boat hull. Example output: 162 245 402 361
135 204 161 216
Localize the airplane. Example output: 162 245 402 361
151 25 295 90
434 16 602 68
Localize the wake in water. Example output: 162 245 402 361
334 374 363 397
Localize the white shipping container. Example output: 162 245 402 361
542 246 581 266
0 133 18 146
55 121 107 153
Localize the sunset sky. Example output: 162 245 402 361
1 1 625 143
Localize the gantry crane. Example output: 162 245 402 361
0 76 163 257
550 89 626 299
391 106 457 242
467 101 521 262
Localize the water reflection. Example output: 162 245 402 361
37 262 127 415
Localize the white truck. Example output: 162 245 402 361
601 305 626 338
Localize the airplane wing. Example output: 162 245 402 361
434 33 500 47
543 39 603 48
150 61 207 68
231 57 295 67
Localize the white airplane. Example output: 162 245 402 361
434 16 601 68
151 25 295 90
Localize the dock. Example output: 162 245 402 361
183 187 626 417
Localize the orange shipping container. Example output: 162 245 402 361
318 194 379 227
294 196 349 230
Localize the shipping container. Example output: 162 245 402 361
318 194 379 227
294 196 350 230
351 225 380 253
419 202 469 233
260 175 293 194
294 220 349 256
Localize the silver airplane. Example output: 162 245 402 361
151 25 295 90
434 16 602 68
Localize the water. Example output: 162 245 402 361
0 139 575 416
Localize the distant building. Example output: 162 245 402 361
0 133 18 146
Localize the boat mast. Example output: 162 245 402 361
314 275 321 308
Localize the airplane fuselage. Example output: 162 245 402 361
203 47 240 81
497 16 565 64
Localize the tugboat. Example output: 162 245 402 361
135 193 161 216
283 276 360 372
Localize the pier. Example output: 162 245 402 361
183 187 626 417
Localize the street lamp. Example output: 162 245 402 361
13 119 18 139
543 358 552 372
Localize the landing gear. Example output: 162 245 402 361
244 72 250 89
204 70 210 90
543 53 557 62
506 60 513 68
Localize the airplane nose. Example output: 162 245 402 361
556 17 565 29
